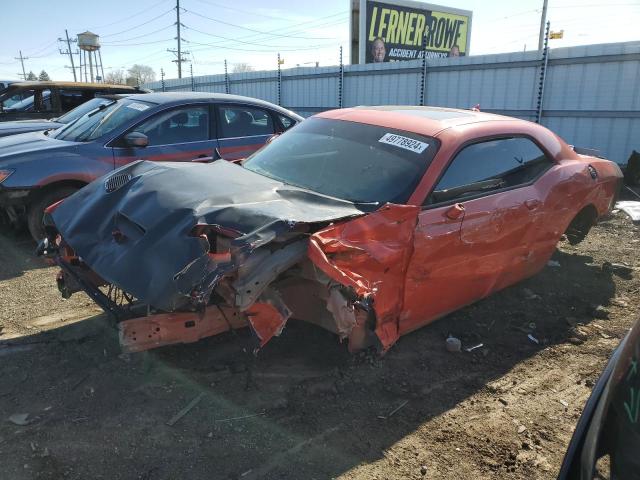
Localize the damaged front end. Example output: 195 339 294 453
43 160 418 354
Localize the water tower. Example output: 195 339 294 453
77 31 105 83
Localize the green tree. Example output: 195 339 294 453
26 71 37 80
38 70 50 81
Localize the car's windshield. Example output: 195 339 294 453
51 98 155 142
56 97 117 125
243 117 438 204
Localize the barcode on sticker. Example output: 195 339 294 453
126 102 150 111
378 133 428 153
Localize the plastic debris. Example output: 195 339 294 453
559 399 569 407
8 413 30 426
166 393 205 426
615 200 640 222
465 343 484 352
523 288 541 300
547 260 561 267
446 336 462 352
527 334 540 345
602 261 634 276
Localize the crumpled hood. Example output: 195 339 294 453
0 130 76 166
52 160 371 311
0 119 62 138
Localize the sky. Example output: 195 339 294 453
0 0 638 82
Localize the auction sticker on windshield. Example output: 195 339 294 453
378 133 428 154
126 102 150 112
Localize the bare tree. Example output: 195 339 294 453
126 64 156 86
232 63 254 73
104 69 126 85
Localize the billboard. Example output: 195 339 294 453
350 0 472 64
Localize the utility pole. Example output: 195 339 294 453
537 0 549 51
59 30 78 81
177 0 183 78
15 50 28 79
167 0 189 77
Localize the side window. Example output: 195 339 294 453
132 105 209 146
59 90 88 112
218 105 275 138
428 137 553 204
278 114 295 131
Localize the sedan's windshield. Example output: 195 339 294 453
51 98 155 142
243 117 438 204
56 97 117 125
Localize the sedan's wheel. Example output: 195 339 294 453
27 186 78 242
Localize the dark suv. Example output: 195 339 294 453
0 81 148 121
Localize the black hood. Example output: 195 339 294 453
52 160 370 311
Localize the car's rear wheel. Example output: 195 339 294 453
565 206 597 245
27 186 78 241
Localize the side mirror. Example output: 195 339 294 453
124 131 148 148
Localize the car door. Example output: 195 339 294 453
111 103 217 167
400 136 555 333
215 104 277 161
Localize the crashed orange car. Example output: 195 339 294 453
40 106 623 354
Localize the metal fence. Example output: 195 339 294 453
146 41 640 165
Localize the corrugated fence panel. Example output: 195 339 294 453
144 41 640 165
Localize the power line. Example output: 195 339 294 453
190 11 347 48
102 38 174 47
183 25 337 48
185 39 343 53
88 0 172 30
191 0 295 21
99 24 174 44
183 16 348 51
101 8 175 38
25 40 59 57
183 8 336 40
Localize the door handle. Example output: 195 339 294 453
445 203 465 220
525 199 541 210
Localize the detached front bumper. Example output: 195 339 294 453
53 253 249 353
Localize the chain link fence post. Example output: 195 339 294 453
536 21 550 124
419 33 428 106
277 53 282 106
160 68 165 92
190 63 195 91
338 46 344 108
224 59 230 94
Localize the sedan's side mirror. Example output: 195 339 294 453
124 131 149 148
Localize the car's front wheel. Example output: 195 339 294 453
27 186 79 241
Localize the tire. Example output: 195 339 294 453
565 207 596 245
27 186 78 241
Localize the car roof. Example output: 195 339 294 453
126 91 303 119
317 106 530 137
6 81 142 91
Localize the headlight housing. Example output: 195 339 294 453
0 169 14 184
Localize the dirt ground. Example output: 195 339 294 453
0 203 639 480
